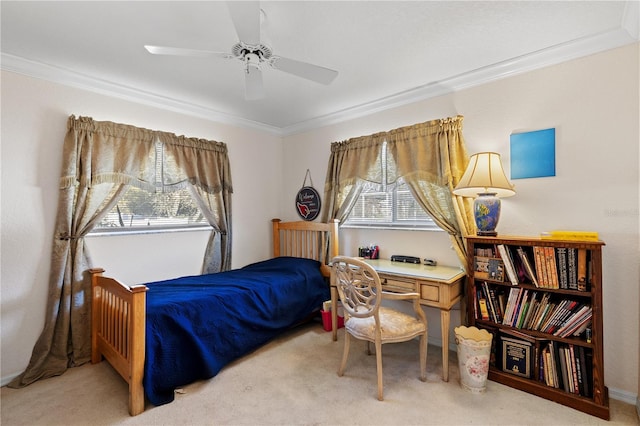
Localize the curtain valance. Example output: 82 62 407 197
61 116 233 196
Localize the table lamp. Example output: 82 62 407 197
453 152 515 236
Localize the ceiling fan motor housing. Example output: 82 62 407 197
232 42 273 65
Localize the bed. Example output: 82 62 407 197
89 218 339 416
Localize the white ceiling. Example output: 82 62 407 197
2 1 638 135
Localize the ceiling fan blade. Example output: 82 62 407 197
244 65 265 100
144 45 230 59
226 1 261 45
270 56 338 85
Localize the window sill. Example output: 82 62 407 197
341 224 443 232
87 226 212 237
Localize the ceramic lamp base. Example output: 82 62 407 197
474 193 501 236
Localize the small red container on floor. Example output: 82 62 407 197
320 310 344 332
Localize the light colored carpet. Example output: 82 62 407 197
2 321 637 425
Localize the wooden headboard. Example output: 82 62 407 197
272 218 339 277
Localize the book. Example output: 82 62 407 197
567 248 578 290
481 282 498 322
488 285 503 323
553 305 591 337
475 256 505 282
577 248 588 291
520 291 538 329
583 347 594 398
573 345 585 396
568 345 580 394
500 335 533 378
555 247 568 289
510 289 527 327
516 247 539 287
502 287 520 326
478 291 490 321
541 230 599 241
533 246 549 288
558 346 570 392
497 245 518 285
548 341 561 389
544 247 559 289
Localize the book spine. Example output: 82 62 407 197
544 247 558 289
569 345 580 394
577 248 588 291
535 247 549 288
573 345 585 396
567 248 578 290
498 244 518 285
556 247 568 289
558 346 570 392
488 285 503 323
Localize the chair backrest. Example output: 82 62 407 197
331 256 382 319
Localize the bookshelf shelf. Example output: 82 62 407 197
465 235 609 420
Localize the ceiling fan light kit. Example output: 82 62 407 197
144 1 338 100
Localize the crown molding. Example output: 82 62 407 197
0 53 282 136
281 22 640 136
2 4 638 138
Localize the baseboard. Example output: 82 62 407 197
1 372 20 387
608 387 638 406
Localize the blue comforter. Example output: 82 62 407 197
141 256 329 406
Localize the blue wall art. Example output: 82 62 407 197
510 128 556 179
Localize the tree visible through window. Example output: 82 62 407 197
96 186 208 229
93 140 210 232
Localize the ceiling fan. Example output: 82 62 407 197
144 1 338 100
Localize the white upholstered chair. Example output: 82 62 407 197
331 256 428 400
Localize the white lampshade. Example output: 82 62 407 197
453 152 515 198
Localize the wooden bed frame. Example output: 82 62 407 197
89 218 339 416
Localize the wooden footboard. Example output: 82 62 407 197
90 268 148 416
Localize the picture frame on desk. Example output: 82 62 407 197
474 256 505 282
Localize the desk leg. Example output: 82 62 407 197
331 286 338 341
440 309 450 382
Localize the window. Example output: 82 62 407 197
343 142 439 230
94 186 209 232
92 140 210 234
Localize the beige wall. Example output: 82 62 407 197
281 43 640 401
1 43 638 404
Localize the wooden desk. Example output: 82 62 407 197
330 259 465 382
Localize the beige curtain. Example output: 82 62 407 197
10 115 232 388
321 115 474 267
321 133 387 223
158 133 233 272
387 116 475 266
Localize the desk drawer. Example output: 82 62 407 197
420 283 440 303
380 275 417 293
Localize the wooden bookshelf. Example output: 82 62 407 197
465 235 609 420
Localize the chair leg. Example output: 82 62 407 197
338 332 351 377
419 334 427 382
375 340 383 401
